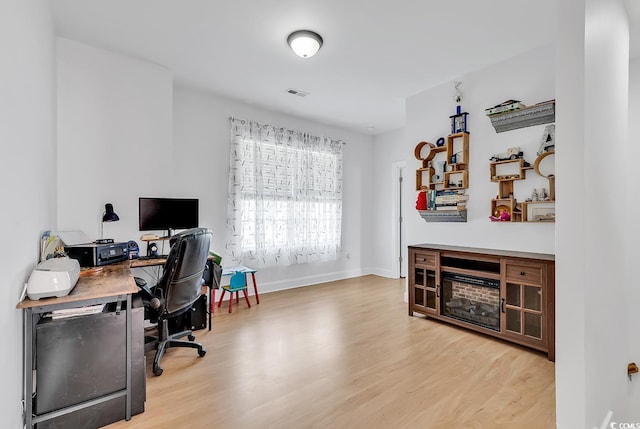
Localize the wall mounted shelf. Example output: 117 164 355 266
487 100 555 133
414 132 470 223
414 142 447 190
489 151 555 223
418 210 467 223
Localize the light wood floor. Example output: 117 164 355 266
107 275 556 429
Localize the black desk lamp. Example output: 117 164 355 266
98 203 120 243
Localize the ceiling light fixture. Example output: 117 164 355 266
287 30 323 58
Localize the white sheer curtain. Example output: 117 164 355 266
225 118 343 267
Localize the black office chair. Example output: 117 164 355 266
136 227 212 376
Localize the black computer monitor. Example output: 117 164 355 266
138 197 199 236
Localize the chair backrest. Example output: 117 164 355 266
158 228 212 317
229 271 247 290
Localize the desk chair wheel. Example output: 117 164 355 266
198 348 207 357
188 334 196 341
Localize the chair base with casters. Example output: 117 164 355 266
217 271 251 313
145 315 206 376
136 276 207 376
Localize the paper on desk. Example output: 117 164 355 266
50 304 105 320
41 235 63 262
55 230 91 246
40 230 91 261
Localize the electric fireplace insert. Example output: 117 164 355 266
441 272 501 331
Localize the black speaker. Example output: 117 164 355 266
147 242 158 257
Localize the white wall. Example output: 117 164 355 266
555 0 587 426
628 57 640 421
172 85 374 291
583 1 629 423
0 1 56 425
370 45 556 263
57 38 173 245
556 0 633 426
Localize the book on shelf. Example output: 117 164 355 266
435 204 466 211
436 190 466 196
426 189 468 210
484 100 526 116
435 195 468 204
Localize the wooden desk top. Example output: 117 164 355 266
17 260 138 309
130 258 166 268
129 255 221 269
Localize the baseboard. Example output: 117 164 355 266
257 268 371 294
368 267 397 279
215 268 383 303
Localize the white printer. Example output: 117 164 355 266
27 257 81 300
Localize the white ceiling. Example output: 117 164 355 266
51 1 638 135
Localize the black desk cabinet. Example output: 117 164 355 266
34 305 145 429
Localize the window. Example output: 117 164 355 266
225 118 343 267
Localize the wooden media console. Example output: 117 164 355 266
408 244 555 360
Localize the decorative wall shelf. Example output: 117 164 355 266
418 210 467 223
414 132 470 223
522 200 556 222
489 151 555 223
414 142 447 190
487 100 555 133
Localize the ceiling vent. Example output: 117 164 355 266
286 88 309 97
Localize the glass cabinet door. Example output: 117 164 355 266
503 282 543 343
500 259 549 352
413 267 438 314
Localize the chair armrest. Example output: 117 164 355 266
134 276 161 309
